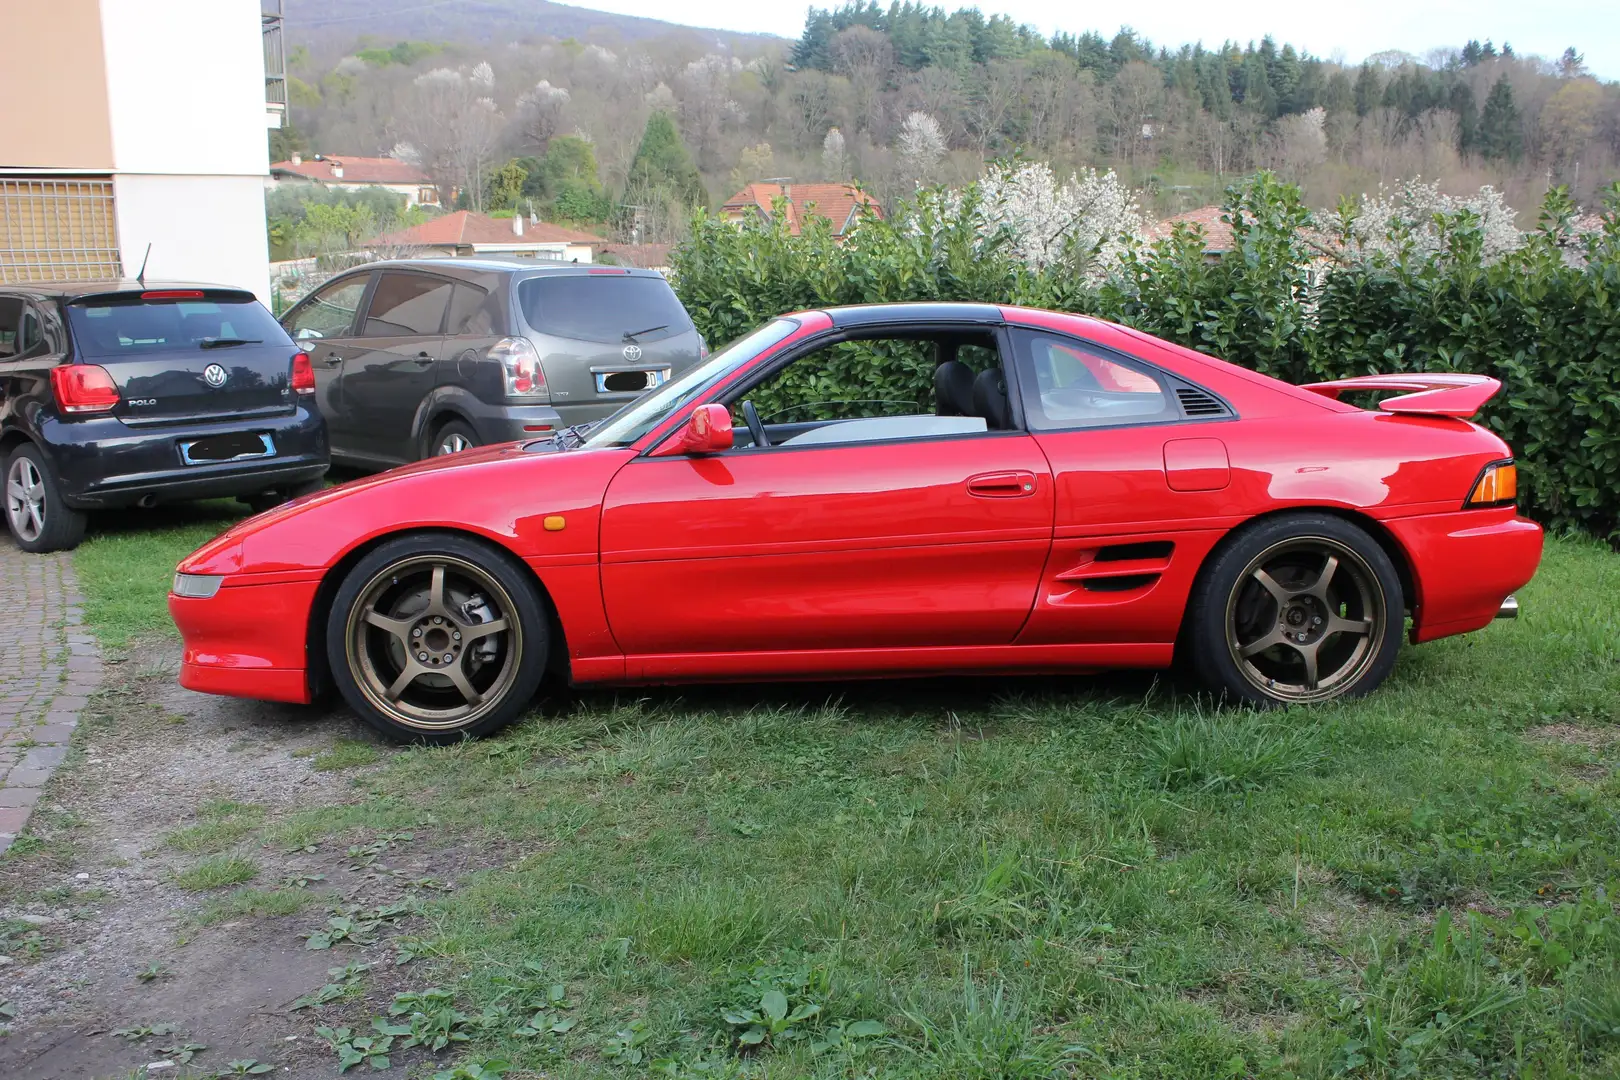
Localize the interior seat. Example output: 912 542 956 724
934 359 975 417
972 367 1011 429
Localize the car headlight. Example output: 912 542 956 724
172 573 224 599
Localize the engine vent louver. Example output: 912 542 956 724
1175 386 1228 417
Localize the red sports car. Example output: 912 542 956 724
169 304 1542 742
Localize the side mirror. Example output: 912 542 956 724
663 403 733 456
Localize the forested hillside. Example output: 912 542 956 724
274 1 1617 244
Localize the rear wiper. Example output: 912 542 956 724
622 324 667 343
199 337 262 349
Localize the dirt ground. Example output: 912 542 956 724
0 642 474 1080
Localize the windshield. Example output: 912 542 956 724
67 298 291 358
583 318 801 449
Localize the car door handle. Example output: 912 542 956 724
409 351 436 365
321 354 342 366
966 470 1038 498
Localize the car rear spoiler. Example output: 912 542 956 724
1299 373 1501 418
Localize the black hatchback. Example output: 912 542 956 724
0 283 329 553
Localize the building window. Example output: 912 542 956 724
418 188 437 204
0 177 122 285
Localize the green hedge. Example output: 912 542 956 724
670 176 1620 542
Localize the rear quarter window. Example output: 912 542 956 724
517 274 693 344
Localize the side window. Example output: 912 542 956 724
363 273 453 338
723 332 1009 449
0 297 21 358
446 282 497 336
287 277 367 340
1012 331 1173 430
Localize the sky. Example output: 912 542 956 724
577 0 1620 80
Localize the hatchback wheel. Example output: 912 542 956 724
5 444 87 553
432 421 479 457
326 533 549 742
1185 514 1403 706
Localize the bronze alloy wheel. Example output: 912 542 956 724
1223 535 1387 703
344 554 524 731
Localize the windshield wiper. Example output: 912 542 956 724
552 420 600 448
199 337 262 349
622 324 667 343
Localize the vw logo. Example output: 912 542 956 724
622 344 643 362
202 363 228 388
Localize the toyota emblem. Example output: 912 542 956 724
622 344 643 362
202 363 228 388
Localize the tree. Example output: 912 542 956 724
1557 48 1586 79
822 127 848 179
1540 80 1604 169
729 143 776 195
626 111 706 209
399 64 503 210
1477 75 1522 163
896 111 946 188
487 160 528 211
516 80 570 153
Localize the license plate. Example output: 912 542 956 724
594 369 669 394
180 432 275 465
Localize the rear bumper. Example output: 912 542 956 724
1385 509 1543 644
43 405 329 509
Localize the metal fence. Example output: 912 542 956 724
0 177 123 284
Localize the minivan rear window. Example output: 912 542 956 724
67 298 291 358
517 274 693 344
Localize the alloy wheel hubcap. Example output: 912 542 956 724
438 434 471 455
5 459 46 542
1224 537 1384 702
345 555 520 730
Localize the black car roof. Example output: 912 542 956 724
349 258 667 279
821 302 1005 328
1 281 254 300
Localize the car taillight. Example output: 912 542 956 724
50 364 120 414
698 335 709 359
490 337 548 400
290 351 316 394
1465 460 1517 508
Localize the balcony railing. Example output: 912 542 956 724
263 1 287 117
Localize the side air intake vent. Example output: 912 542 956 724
1175 386 1229 418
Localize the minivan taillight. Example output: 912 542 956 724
490 337 548 400
50 364 120 414
290 351 316 394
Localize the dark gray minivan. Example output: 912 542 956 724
279 259 703 467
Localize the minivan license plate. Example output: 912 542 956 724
180 432 275 465
595 369 669 393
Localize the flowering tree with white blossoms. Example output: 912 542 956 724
896 112 946 189
1345 178 1523 262
971 161 1146 280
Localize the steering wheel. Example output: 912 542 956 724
741 399 770 448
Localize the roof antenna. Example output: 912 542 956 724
135 243 153 286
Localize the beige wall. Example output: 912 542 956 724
0 0 114 170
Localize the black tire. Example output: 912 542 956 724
1184 513 1403 707
4 443 87 553
242 477 326 515
325 532 549 743
429 420 479 458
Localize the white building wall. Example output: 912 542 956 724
99 0 271 299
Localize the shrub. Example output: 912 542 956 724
670 176 1620 542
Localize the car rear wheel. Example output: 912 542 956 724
431 421 479 457
4 444 87 553
1185 514 1403 706
326 533 549 743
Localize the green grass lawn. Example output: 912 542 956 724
70 520 1620 1078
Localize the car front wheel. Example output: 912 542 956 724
4 444 87 553
1185 513 1404 706
326 533 549 742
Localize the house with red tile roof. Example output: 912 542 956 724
720 182 881 240
270 153 441 207
373 211 602 263
1144 206 1235 256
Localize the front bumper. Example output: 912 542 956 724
44 405 329 509
170 575 320 704
1385 508 1543 644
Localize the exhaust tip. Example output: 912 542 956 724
1496 595 1519 620
137 493 158 509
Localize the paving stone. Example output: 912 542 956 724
0 547 96 841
